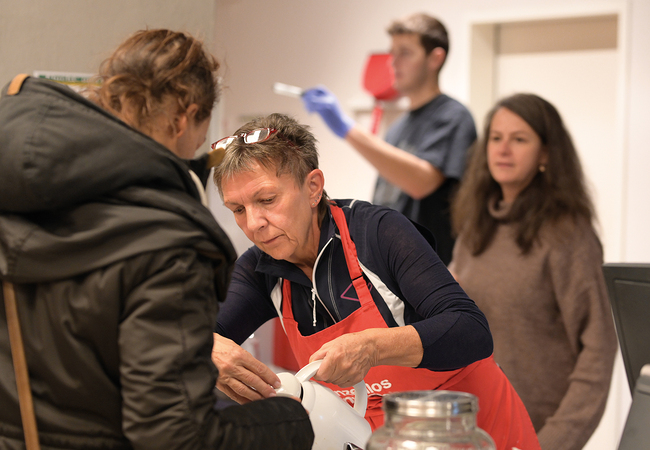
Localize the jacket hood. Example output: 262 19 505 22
0 76 201 212
0 76 236 294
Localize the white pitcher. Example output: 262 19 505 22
276 360 372 450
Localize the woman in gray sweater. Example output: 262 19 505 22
449 93 617 450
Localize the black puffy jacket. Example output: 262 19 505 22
0 76 313 450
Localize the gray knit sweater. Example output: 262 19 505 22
449 200 617 450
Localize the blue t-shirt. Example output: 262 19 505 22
373 94 477 264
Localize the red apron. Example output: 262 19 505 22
280 204 539 450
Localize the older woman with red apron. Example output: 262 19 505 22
280 204 538 450
210 113 540 450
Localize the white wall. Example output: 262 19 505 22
0 0 216 156
211 0 650 264
212 0 649 448
2 0 645 262
5 0 643 262
624 0 650 262
0 1 215 83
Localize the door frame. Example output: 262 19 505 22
464 1 629 133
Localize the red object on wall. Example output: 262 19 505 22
362 53 400 134
272 318 301 372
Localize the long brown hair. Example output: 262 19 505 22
451 93 595 255
87 29 219 133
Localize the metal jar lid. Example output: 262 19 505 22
382 390 478 418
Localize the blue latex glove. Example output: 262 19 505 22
302 86 355 138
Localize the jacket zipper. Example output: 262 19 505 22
311 236 337 327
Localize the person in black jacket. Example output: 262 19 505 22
0 29 313 449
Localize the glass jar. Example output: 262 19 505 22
366 390 496 450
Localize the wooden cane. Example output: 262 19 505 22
3 281 41 450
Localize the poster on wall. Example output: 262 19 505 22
33 70 95 92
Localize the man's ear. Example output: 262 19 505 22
428 47 446 72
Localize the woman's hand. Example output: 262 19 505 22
309 326 424 388
309 330 378 387
212 333 281 403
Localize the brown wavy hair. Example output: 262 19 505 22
451 93 595 255
87 29 219 133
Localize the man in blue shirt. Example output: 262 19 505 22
302 13 476 264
